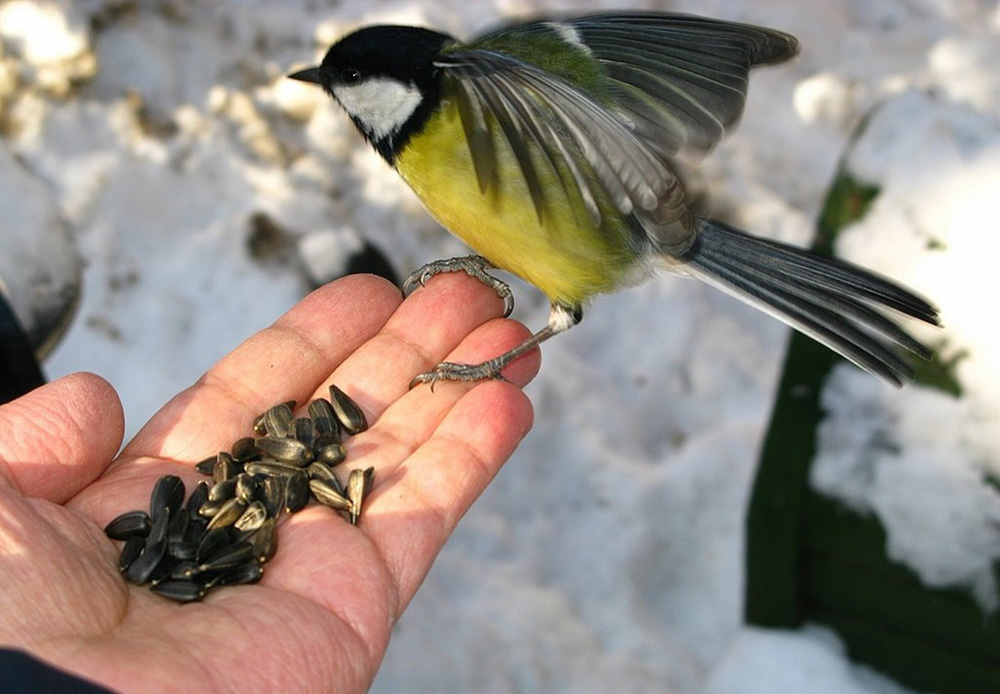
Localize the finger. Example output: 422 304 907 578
302 315 537 606
74 271 520 522
368 379 533 607
310 269 518 423
257 316 536 642
120 274 404 463
0 372 124 503
334 312 537 491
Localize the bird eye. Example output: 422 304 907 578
340 68 362 84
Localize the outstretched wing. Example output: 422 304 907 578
436 48 685 229
474 13 799 158
436 13 797 243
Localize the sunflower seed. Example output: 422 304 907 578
230 436 259 463
264 402 294 438
214 452 239 484
197 526 236 562
186 481 209 519
316 442 346 466
119 535 145 572
151 580 205 603
169 560 200 580
308 398 340 437
260 475 285 518
346 466 374 525
208 477 238 502
309 478 352 511
205 497 247 531
252 411 268 436
104 510 152 540
198 540 254 572
235 473 259 503
284 470 310 513
168 539 199 561
307 461 342 490
255 436 312 466
186 517 207 542
197 498 228 519
167 508 189 544
147 505 170 546
293 417 315 448
250 518 277 563
195 456 217 475
234 501 267 532
148 557 175 586
244 460 302 479
123 539 167 584
329 385 368 435
150 475 185 517
211 561 263 587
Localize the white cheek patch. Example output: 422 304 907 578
332 77 423 141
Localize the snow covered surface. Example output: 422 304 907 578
2 0 998 692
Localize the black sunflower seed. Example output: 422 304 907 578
118 535 145 572
284 470 310 513
123 539 167 585
230 436 259 463
151 580 205 603
250 518 277 563
104 510 152 540
150 475 185 518
198 540 254 572
186 481 210 519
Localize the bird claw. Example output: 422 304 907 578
402 255 515 318
409 361 510 391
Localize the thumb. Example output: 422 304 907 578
0 373 124 503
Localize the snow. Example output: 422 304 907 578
2 1 998 692
812 90 1000 609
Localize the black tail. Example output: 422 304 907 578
676 219 940 386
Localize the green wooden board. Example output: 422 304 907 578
744 167 999 693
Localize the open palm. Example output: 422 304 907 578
0 274 537 693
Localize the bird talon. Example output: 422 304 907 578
409 361 508 390
402 256 515 316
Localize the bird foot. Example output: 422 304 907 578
402 255 514 317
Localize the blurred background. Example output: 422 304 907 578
1 1 997 692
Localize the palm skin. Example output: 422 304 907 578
0 274 538 694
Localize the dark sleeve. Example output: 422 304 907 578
0 650 119 694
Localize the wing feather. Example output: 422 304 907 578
435 13 797 246
438 49 676 226
477 12 799 155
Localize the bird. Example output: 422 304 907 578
289 11 939 387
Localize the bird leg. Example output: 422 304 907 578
410 302 582 389
402 255 515 318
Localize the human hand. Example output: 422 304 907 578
0 273 537 693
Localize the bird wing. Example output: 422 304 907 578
434 13 797 243
473 13 799 159
436 47 682 228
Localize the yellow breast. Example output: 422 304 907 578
393 100 637 306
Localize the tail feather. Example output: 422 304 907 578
677 219 940 386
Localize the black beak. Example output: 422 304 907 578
288 66 322 84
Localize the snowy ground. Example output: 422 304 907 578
2 0 998 692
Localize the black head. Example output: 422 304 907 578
291 25 454 163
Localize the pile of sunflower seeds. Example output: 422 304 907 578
104 385 374 603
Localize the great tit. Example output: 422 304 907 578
290 12 939 386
